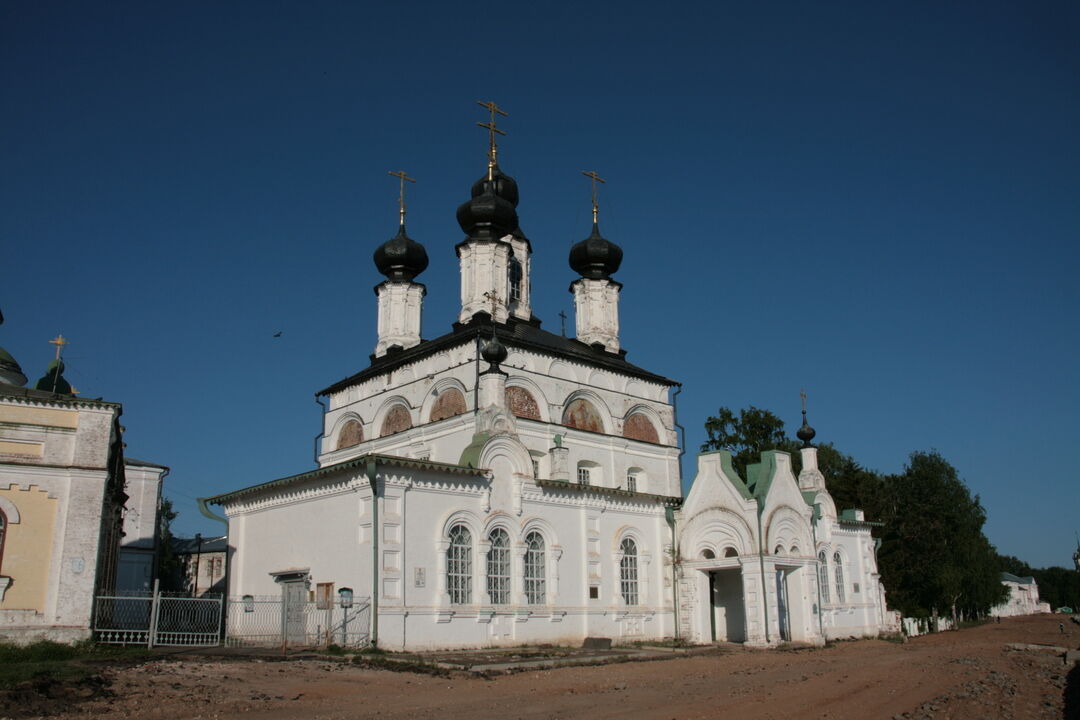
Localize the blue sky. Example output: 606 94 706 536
2 1 1077 568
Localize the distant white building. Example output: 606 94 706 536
991 573 1050 617
209 131 898 649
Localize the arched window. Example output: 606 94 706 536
487 529 510 605
524 531 546 605
774 545 784 555
790 545 799 555
562 398 604 433
576 461 599 486
508 256 523 303
619 538 639 606
429 388 466 422
702 548 715 560
724 547 739 558
380 405 412 437
833 551 845 603
337 419 363 450
818 551 830 603
626 467 644 493
506 386 542 420
447 525 472 605
622 413 659 444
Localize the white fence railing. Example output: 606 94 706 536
225 595 371 649
95 587 223 647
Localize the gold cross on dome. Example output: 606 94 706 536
49 334 69 362
800 389 807 413
476 101 508 177
582 170 606 224
388 170 416 226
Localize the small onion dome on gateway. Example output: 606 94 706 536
374 170 429 282
569 171 622 280
34 359 73 395
797 390 816 448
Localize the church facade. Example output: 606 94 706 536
210 124 897 649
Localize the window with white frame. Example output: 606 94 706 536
447 525 472 605
833 551 845 603
619 538 639 606
818 551 830 603
487 528 510 605
577 466 591 485
626 472 637 492
524 531 546 604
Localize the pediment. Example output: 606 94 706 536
682 451 758 521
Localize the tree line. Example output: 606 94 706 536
701 406 1078 620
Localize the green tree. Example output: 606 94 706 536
155 497 184 591
875 451 1006 621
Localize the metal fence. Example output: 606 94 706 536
95 588 223 647
225 595 371 649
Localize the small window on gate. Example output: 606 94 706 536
702 549 715 559
589 586 599 599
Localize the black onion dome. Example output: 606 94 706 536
35 359 72 395
470 164 519 208
797 412 817 448
481 333 508 366
569 222 623 279
456 181 518 241
374 225 429 281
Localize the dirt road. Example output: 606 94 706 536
14 614 1080 720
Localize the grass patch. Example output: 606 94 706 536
0 640 148 690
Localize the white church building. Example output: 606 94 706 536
208 120 897 650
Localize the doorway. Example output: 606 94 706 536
775 569 791 641
708 569 746 643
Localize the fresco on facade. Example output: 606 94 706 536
562 398 603 433
506 386 541 420
623 413 659 444
429 388 466 422
380 405 413 437
337 419 363 449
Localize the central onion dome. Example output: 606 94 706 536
470 164 519 208
457 165 519 241
374 224 429 282
569 221 623 279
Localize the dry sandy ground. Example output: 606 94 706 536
9 614 1080 720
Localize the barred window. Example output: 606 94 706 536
524 532 546 605
833 551 845 603
818 551 830 603
619 538 639 606
577 466 591 485
626 473 637 492
447 525 472 605
487 529 511 605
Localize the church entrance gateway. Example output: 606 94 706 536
706 568 747 643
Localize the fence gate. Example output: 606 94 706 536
95 586 223 647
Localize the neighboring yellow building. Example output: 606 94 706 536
0 332 128 643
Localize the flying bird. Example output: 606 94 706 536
272 331 282 338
